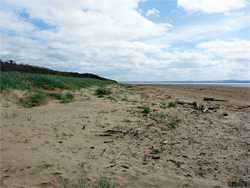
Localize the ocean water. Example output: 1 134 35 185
121 82 250 88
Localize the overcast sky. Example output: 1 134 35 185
0 0 250 81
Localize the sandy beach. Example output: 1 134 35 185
1 84 249 187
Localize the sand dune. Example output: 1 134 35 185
1 85 249 187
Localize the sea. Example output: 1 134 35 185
120 81 250 88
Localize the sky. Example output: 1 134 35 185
0 0 250 81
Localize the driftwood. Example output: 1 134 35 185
97 134 112 136
100 148 106 156
152 156 160 160
177 99 222 114
208 105 220 110
97 130 123 136
104 130 123 134
223 112 228 116
103 141 114 143
107 164 116 168
121 165 129 169
201 105 213 113
176 100 198 108
130 130 139 139
203 97 228 102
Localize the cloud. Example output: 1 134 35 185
1 0 169 42
0 0 249 81
145 8 160 16
197 40 250 60
1 30 249 81
159 12 249 42
0 10 36 34
178 0 247 13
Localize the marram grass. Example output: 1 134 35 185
0 71 116 91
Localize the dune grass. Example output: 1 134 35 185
95 87 112 97
0 71 116 91
61 92 74 103
18 90 75 107
58 177 115 188
47 91 63 100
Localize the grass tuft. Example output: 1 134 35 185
47 91 63 100
228 179 249 187
58 177 115 188
166 122 179 129
30 92 46 105
61 92 74 103
168 102 176 108
149 146 161 154
95 88 112 97
119 84 134 89
141 107 150 117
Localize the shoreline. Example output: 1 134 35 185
124 83 250 88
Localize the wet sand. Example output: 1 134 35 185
1 84 249 187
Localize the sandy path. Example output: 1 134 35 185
1 85 249 187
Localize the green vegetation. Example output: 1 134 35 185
0 71 115 91
175 161 181 168
61 92 74 103
27 116 32 121
47 91 74 103
79 162 87 168
59 178 85 188
228 180 249 187
119 84 133 89
160 103 167 109
197 167 205 176
149 146 161 154
168 102 176 108
19 98 33 108
1 71 115 107
166 122 179 129
3 112 9 118
41 161 54 168
19 91 75 107
47 91 63 100
58 177 115 188
160 127 168 131
95 87 112 97
150 112 170 123
30 92 46 105
93 177 115 188
62 132 73 139
137 106 150 117
123 119 132 123
12 111 19 118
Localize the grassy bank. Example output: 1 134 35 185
0 71 116 91
0 71 119 107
